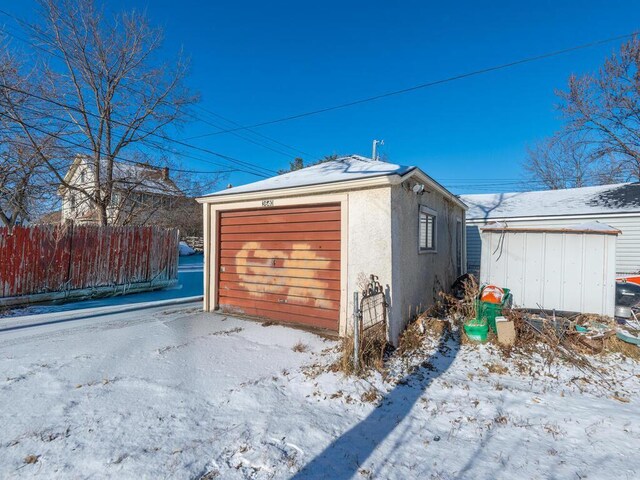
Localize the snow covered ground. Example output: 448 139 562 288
1 304 639 479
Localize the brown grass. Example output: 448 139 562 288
337 323 387 375
603 335 640 360
292 341 309 353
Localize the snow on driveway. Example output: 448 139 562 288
1 304 639 479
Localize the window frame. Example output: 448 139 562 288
418 205 437 254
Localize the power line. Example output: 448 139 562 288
186 31 639 139
0 81 273 178
0 101 248 176
0 111 239 177
0 11 310 165
189 104 318 159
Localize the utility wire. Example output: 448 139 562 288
0 11 309 166
186 31 639 138
0 81 272 178
0 109 242 178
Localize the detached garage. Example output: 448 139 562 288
198 155 467 344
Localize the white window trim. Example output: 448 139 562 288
418 205 437 254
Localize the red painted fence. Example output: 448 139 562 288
0 225 179 300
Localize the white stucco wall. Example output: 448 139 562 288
344 187 393 337
388 181 466 343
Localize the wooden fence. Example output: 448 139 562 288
0 224 179 302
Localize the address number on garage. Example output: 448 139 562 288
262 199 274 207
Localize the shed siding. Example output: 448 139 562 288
480 229 617 316
467 214 640 276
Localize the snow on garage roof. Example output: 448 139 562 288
201 155 416 197
462 182 640 220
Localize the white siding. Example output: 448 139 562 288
467 214 640 275
480 229 617 316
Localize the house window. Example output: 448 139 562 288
419 205 437 253
69 194 76 211
79 170 86 183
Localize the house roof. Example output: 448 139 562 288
59 155 182 196
462 182 640 220
201 155 416 197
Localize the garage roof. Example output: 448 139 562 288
462 182 640 220
201 155 415 198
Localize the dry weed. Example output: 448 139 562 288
602 335 640 360
337 323 387 375
292 342 309 353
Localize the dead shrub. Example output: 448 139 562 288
337 323 387 375
292 341 309 353
603 335 640 360
360 387 379 403
398 316 450 354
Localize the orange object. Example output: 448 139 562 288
481 285 504 304
618 276 640 287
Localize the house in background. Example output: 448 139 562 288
197 155 467 344
461 183 640 277
58 155 183 224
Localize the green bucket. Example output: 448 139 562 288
477 288 512 333
464 318 489 343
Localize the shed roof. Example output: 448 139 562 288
481 221 621 235
462 182 640 220
201 155 415 197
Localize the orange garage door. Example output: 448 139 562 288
217 204 341 331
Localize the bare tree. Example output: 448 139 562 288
4 0 198 225
556 36 640 182
524 132 624 189
0 49 58 227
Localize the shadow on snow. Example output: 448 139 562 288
292 329 460 479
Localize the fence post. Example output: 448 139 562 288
353 291 359 372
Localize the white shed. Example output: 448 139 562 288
197 155 467 344
462 183 640 277
480 222 620 317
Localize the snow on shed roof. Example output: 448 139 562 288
462 182 640 220
481 220 621 235
202 155 416 197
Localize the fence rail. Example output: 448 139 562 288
0 224 179 300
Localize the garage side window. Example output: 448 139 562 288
419 206 437 253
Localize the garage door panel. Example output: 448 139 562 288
220 205 340 218
218 204 341 331
219 280 341 301
220 220 340 235
221 265 340 280
220 210 340 226
220 257 340 271
219 297 338 324
219 290 340 312
220 231 341 242
219 272 341 291
220 305 339 330
220 248 341 261
221 240 341 252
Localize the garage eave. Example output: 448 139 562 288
196 174 403 205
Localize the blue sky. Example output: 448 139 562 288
4 1 640 194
